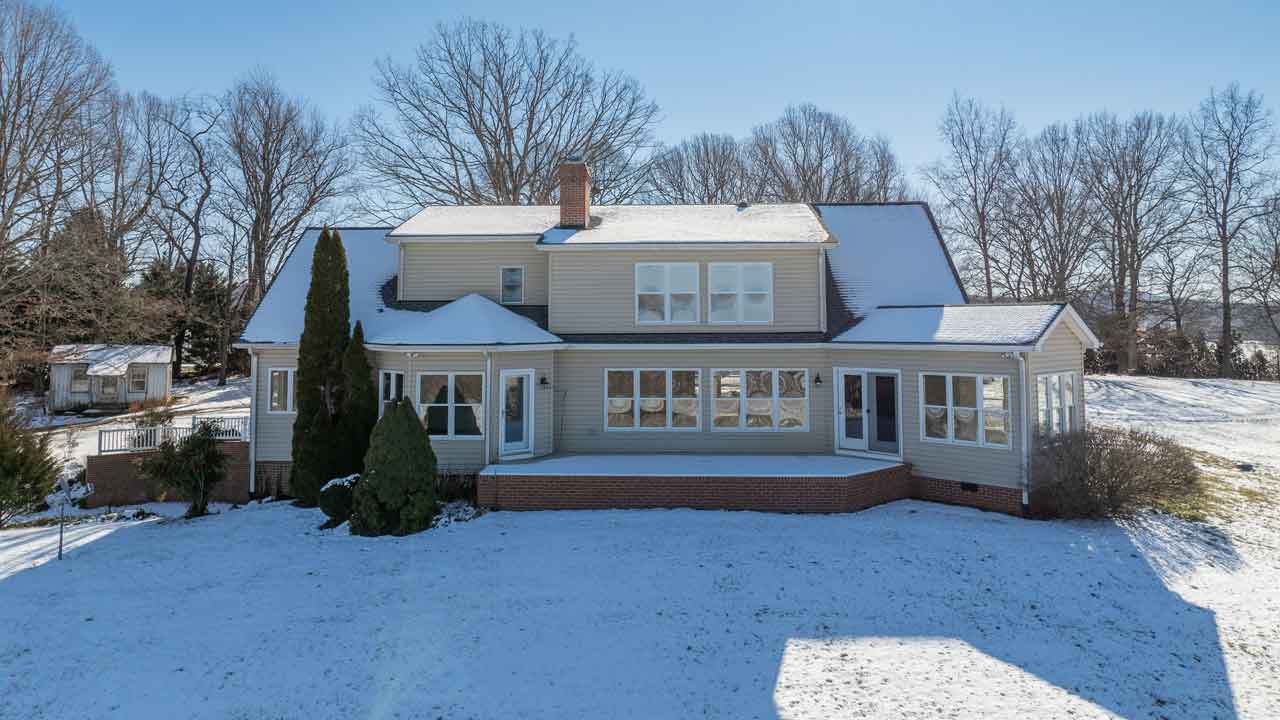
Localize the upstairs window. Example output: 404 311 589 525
635 263 698 324
921 373 1010 448
500 266 525 304
708 263 773 324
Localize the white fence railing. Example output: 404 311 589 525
97 416 249 455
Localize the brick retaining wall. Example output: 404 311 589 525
478 465 1026 517
84 441 250 508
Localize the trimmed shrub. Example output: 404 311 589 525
137 423 226 518
1030 427 1204 519
319 474 359 527
350 399 438 536
0 393 60 527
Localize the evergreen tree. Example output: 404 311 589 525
0 393 61 527
350 399 438 537
338 321 378 476
289 228 351 505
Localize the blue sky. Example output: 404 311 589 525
56 0 1279 173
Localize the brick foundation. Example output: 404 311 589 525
477 465 1026 517
84 441 250 507
254 461 293 498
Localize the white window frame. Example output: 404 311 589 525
1037 371 1079 436
918 372 1011 449
634 263 700 325
603 368 702 432
710 368 809 432
417 371 485 440
499 265 525 305
378 370 404 418
70 364 90 393
707 262 774 325
128 365 148 394
267 367 297 415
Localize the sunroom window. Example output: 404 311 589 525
921 373 1010 448
1038 372 1078 435
712 369 807 430
606 369 700 431
635 263 698 324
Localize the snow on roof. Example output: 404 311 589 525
240 228 561 347
48 345 173 376
816 204 966 317
834 304 1066 347
541 203 829 245
386 203 829 244
390 206 561 238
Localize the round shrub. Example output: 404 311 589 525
1030 427 1204 519
319 474 359 527
349 399 438 536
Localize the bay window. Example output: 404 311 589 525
418 372 483 438
635 263 698 324
712 368 807 430
920 373 1010 448
606 369 700 431
708 263 773 324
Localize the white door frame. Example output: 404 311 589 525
499 368 535 457
833 366 904 460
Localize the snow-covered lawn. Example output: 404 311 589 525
0 376 1276 719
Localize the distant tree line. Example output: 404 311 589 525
0 7 1275 390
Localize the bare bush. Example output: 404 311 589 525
1030 427 1204 519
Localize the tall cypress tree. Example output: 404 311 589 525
290 228 350 505
338 320 378 476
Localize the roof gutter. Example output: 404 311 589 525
536 241 838 251
830 342 1038 353
362 343 564 353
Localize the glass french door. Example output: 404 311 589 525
500 369 533 456
836 368 899 455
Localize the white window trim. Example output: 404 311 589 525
710 368 809 432
416 371 485 440
498 265 525 305
70 364 90 393
266 367 297 415
603 368 702 432
917 372 1011 450
378 369 404 418
1036 371 1079 436
634 263 700 325
707 262 774 325
128 365 148 394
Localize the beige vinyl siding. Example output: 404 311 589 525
554 348 833 454
830 349 1024 489
1027 321 1087 431
372 351 487 470
547 247 823 333
399 241 548 304
254 347 299 462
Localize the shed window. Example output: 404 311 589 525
129 366 147 393
70 365 89 393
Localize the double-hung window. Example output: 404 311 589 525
378 370 404 417
418 372 484 438
1037 372 1078 435
708 263 773 324
70 365 90 393
129 365 148 394
268 368 296 414
921 373 1010 448
635 263 699 324
606 369 700 430
712 369 807 430
500 266 525 304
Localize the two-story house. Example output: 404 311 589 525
237 159 1098 516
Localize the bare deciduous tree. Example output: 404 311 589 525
222 70 351 306
922 95 1018 302
1183 84 1275 377
648 133 753 204
353 19 659 218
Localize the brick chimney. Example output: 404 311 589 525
558 155 591 228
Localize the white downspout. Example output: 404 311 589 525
1018 352 1031 508
248 350 258 497
484 350 493 467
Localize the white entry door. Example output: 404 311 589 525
836 368 868 451
500 369 534 456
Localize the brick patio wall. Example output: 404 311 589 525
83 441 250 508
478 465 1027 517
